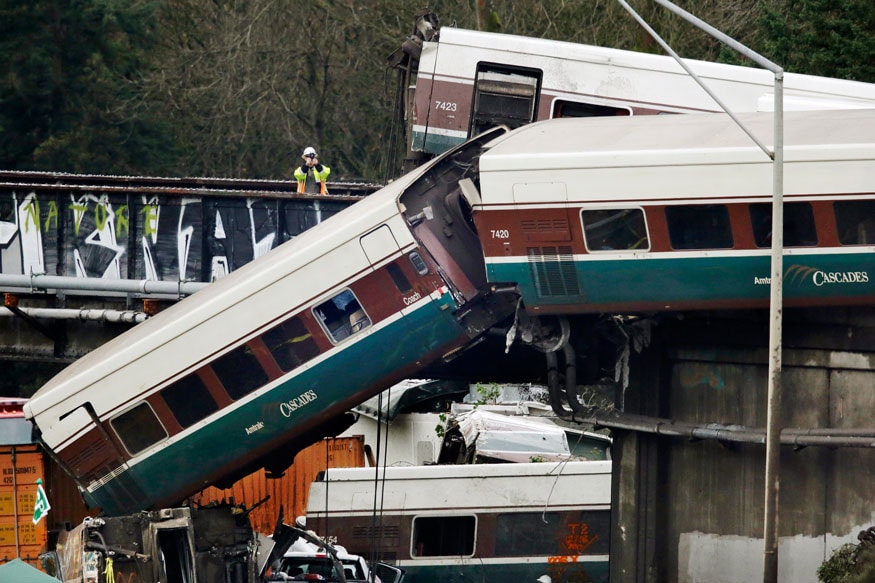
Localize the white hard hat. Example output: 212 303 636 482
536 576 551 583
302 146 317 157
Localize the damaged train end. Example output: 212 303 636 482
40 503 291 583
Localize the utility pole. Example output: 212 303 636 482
614 1 785 580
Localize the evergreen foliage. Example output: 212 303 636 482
0 0 176 175
762 0 875 82
1 1 873 180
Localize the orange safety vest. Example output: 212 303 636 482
297 169 329 195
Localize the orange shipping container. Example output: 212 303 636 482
189 436 365 535
0 445 47 567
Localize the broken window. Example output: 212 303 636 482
313 289 371 343
111 402 168 455
212 344 269 399
161 374 219 428
411 515 476 557
552 99 631 118
262 316 320 373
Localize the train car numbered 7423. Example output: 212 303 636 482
24 128 516 515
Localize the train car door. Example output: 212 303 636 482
469 63 542 137
53 404 128 486
360 225 400 267
151 518 196 583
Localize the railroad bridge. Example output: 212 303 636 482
0 171 373 362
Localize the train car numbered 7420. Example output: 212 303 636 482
24 128 516 515
473 109 875 315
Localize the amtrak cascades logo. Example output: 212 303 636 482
279 389 318 417
754 265 870 286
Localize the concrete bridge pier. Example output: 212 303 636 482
610 307 875 583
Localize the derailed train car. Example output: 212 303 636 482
398 14 875 159
23 127 517 516
468 109 875 413
473 109 875 315
41 504 282 583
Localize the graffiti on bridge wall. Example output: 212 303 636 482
0 190 349 285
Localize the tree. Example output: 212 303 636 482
761 0 875 81
146 0 423 181
818 529 875 583
0 0 176 174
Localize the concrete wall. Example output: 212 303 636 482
614 308 875 583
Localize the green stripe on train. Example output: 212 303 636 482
397 560 609 583
412 130 465 156
487 253 875 308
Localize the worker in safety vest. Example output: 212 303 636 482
294 146 331 194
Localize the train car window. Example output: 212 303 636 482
212 344 270 399
835 200 875 244
496 511 561 556
161 374 219 428
411 515 476 557
387 262 413 293
552 99 631 118
313 289 371 343
666 205 733 249
470 63 542 136
262 316 320 373
409 251 429 275
110 402 168 455
750 202 818 247
496 511 611 556
582 208 649 251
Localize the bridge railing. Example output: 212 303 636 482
0 172 373 301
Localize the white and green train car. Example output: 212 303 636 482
306 461 612 583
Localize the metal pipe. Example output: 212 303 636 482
764 75 785 583
0 306 149 323
0 274 209 297
563 342 585 415
589 411 875 448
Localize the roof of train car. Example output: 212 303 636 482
434 27 875 105
478 108 875 173
23 164 429 421
311 461 613 511
319 459 612 482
